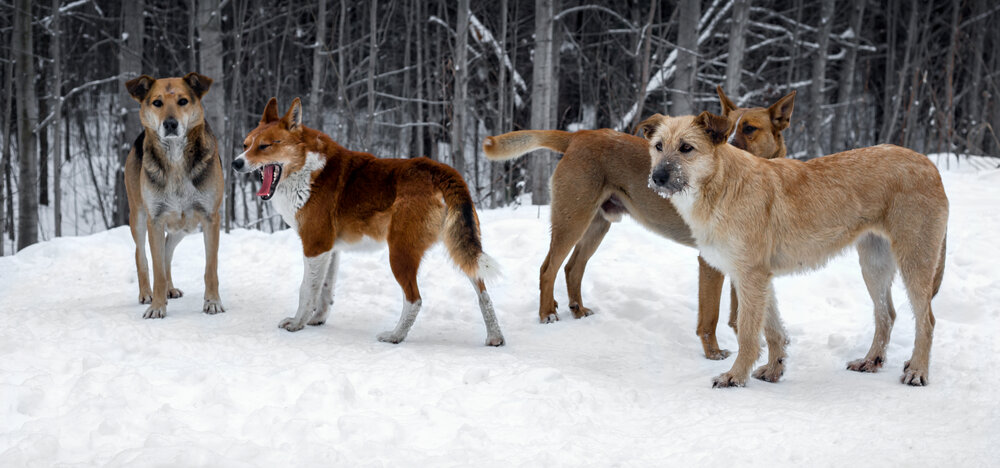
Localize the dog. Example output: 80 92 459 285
124 72 225 319
646 111 948 387
232 97 504 346
482 87 795 360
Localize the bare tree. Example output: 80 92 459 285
451 0 470 176
50 0 64 237
116 0 144 227
724 0 750 97
308 0 327 133
807 0 836 157
14 0 39 250
830 0 865 152
530 0 555 205
672 0 699 116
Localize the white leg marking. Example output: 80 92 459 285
279 251 333 332
309 251 340 326
378 300 422 344
469 277 505 346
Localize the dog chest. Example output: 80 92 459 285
143 178 216 232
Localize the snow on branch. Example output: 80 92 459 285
469 14 528 108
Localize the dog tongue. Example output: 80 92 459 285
257 165 275 197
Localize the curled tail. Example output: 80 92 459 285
932 234 946 297
482 130 573 161
429 164 498 281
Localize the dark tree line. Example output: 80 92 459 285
2 0 998 253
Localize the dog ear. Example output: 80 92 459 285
260 97 279 125
281 97 303 131
768 90 796 132
634 113 666 139
694 111 732 146
716 85 738 116
183 72 213 99
125 75 155 102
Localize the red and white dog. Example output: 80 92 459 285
232 98 504 346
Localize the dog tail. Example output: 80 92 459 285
482 130 573 161
932 233 947 297
430 163 499 282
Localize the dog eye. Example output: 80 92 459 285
243 143 249 150
744 125 756 134
258 144 270 151
152 99 163 107
679 143 693 153
178 98 188 106
654 141 663 152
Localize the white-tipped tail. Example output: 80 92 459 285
476 252 503 283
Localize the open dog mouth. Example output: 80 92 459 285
256 164 283 200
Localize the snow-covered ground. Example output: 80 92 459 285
1 158 998 466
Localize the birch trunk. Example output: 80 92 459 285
51 0 64 237
724 0 749 97
308 0 328 133
15 0 39 249
807 0 835 157
451 0 470 176
830 0 865 152
116 0 144 227
530 0 555 205
672 0 699 116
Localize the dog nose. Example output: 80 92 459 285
163 118 179 134
651 165 671 187
231 158 245 172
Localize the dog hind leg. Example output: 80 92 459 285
848 233 897 373
563 215 611 319
894 232 942 386
470 277 505 346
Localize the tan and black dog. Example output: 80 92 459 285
647 112 948 387
124 73 225 319
232 98 504 346
482 88 794 360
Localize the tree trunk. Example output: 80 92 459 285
830 0 865 152
807 0 835 157
414 0 425 158
198 0 226 224
530 0 555 205
724 0 750 97
941 0 960 155
309 0 328 132
337 0 350 143
116 0 144 227
365 0 378 151
967 0 987 153
672 0 699 116
14 0 39 250
51 0 64 237
629 0 657 131
1 36 13 254
451 0 470 177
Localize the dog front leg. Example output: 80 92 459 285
308 251 340 326
144 220 169 319
751 287 787 383
697 257 731 360
713 271 770 388
202 212 225 314
279 250 332 332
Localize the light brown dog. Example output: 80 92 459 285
646 112 948 387
124 73 225 318
482 88 795 360
232 98 504 346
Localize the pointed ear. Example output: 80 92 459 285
281 97 303 131
694 111 732 146
125 75 155 102
634 113 667 139
183 72 213 98
260 97 280 125
716 85 737 116
768 90 796 132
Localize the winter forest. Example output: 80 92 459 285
2 0 998 255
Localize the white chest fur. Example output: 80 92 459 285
271 151 326 231
669 188 738 276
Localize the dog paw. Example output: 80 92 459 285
138 292 153 304
307 318 326 326
752 361 785 383
377 331 406 344
278 317 305 332
712 372 747 388
705 348 732 360
901 361 929 386
847 356 883 373
540 313 560 324
167 288 184 299
569 303 594 319
203 300 225 315
485 335 505 347
143 304 167 319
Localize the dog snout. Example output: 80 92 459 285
651 164 672 187
231 157 246 172
163 118 179 135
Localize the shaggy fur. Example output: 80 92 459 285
647 112 948 388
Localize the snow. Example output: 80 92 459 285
2 159 999 465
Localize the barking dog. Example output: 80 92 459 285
124 73 225 319
482 88 794 360
232 98 504 346
647 112 948 387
